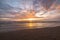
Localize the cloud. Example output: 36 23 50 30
0 0 60 21
44 10 60 21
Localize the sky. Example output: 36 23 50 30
0 0 60 21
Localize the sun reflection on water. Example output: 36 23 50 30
26 23 44 28
21 18 44 28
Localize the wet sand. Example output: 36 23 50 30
0 26 60 40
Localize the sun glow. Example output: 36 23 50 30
18 18 44 21
25 18 37 21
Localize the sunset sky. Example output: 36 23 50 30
0 0 60 21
